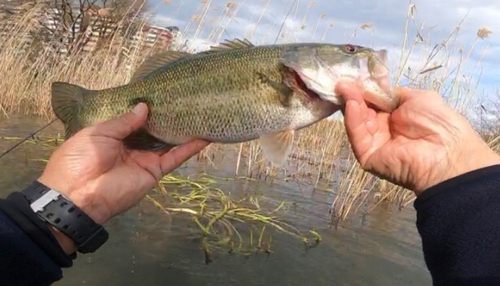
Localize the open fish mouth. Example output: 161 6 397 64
279 46 400 113
288 68 324 102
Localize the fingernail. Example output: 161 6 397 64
132 103 145 115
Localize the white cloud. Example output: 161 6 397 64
149 0 499 120
152 15 185 27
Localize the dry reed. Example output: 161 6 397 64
0 1 498 228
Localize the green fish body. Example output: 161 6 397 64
51 39 398 166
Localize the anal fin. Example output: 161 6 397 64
123 129 175 151
259 130 294 167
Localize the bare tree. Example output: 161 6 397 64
0 0 150 55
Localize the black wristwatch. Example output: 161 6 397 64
21 180 109 254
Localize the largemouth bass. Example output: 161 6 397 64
51 39 398 166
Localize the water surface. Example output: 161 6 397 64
0 114 431 286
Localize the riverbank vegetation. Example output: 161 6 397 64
1 134 323 261
0 1 498 255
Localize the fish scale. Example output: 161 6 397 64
50 39 398 166
91 45 320 143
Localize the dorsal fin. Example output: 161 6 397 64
197 38 255 56
210 38 254 51
130 51 191 82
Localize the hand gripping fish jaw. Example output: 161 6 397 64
279 44 399 113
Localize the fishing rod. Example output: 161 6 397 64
0 118 58 159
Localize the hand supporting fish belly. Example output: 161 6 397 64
51 39 399 167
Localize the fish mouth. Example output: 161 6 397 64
278 47 399 111
357 49 399 112
291 69 324 102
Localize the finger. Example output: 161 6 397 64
336 81 364 104
335 81 370 127
334 82 377 163
395 86 415 103
336 81 371 117
91 103 149 140
343 100 374 163
160 140 210 174
365 108 379 135
394 86 438 104
130 151 163 181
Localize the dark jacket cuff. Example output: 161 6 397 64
413 164 500 285
414 164 500 208
0 191 75 267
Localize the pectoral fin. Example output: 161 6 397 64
259 130 294 167
123 129 175 151
256 72 293 107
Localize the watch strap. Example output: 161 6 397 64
21 180 109 254
0 192 75 267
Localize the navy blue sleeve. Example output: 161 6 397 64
0 189 74 285
415 164 500 286
0 209 63 286
2 164 500 285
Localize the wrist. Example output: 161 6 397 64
0 192 76 266
23 179 109 254
422 147 500 194
47 225 77 255
36 177 111 225
450 146 500 185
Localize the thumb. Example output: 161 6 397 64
92 103 149 140
335 81 374 165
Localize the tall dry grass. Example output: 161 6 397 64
0 1 165 117
0 1 498 226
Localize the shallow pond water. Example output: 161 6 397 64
0 114 431 286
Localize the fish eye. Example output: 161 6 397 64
345 44 357 53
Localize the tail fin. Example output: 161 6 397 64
51 82 89 139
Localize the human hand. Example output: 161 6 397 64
37 103 209 253
335 82 500 195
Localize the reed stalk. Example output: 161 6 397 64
0 1 497 227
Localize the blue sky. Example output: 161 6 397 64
145 0 499 125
